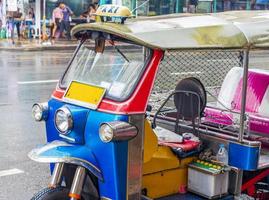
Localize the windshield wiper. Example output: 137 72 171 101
109 41 130 63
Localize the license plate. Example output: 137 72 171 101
63 81 106 109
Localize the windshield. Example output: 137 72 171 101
61 40 149 101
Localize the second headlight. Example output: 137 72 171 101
99 121 138 143
55 107 73 134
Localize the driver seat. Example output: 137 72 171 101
153 77 207 157
142 77 206 198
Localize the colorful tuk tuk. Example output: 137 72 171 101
29 5 269 200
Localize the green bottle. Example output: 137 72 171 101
0 28 7 39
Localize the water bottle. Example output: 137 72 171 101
0 29 3 39
2 28 7 39
0 28 5 39
216 144 228 165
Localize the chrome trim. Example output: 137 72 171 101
28 141 73 157
28 141 103 180
29 154 101 173
127 114 145 199
238 50 249 143
29 156 103 181
49 163 64 188
141 195 153 200
100 197 112 200
99 121 138 143
69 166 86 200
159 118 260 147
54 106 73 134
59 134 76 142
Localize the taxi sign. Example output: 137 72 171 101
96 4 132 23
63 81 106 109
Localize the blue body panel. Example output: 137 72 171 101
84 111 128 199
58 104 89 144
229 142 260 170
44 98 129 200
46 99 66 142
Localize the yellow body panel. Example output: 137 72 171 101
64 81 105 108
142 168 187 199
143 146 180 174
143 119 197 198
143 120 158 163
143 119 180 174
142 156 196 199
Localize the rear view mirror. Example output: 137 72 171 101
95 38 105 53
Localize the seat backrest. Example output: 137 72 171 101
258 86 269 117
232 69 269 114
217 67 243 109
174 77 207 120
217 67 269 115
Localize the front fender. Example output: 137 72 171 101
28 140 103 181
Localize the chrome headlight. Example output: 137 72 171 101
55 107 73 134
32 103 49 121
99 124 114 142
99 121 138 143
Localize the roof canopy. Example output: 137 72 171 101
72 11 269 50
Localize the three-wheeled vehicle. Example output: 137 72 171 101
29 4 269 200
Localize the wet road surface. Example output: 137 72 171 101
0 50 73 200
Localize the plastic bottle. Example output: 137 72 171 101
3 28 7 39
0 28 5 39
216 144 228 165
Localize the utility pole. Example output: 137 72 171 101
213 0 217 12
35 0 41 38
42 0 47 41
246 0 251 10
2 0 6 27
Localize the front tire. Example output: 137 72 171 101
31 186 69 200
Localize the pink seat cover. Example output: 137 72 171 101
232 71 269 113
204 70 269 135
204 107 233 126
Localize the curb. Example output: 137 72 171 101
0 43 138 51
0 44 78 51
0 38 79 51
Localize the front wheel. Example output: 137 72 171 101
31 186 70 200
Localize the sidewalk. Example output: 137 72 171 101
0 38 79 51
0 38 136 51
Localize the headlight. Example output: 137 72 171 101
55 107 73 134
32 103 49 121
99 124 114 142
99 121 138 143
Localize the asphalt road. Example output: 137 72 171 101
0 50 73 200
0 49 269 200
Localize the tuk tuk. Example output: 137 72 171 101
29 5 269 200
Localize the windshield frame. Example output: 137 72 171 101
59 38 153 102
